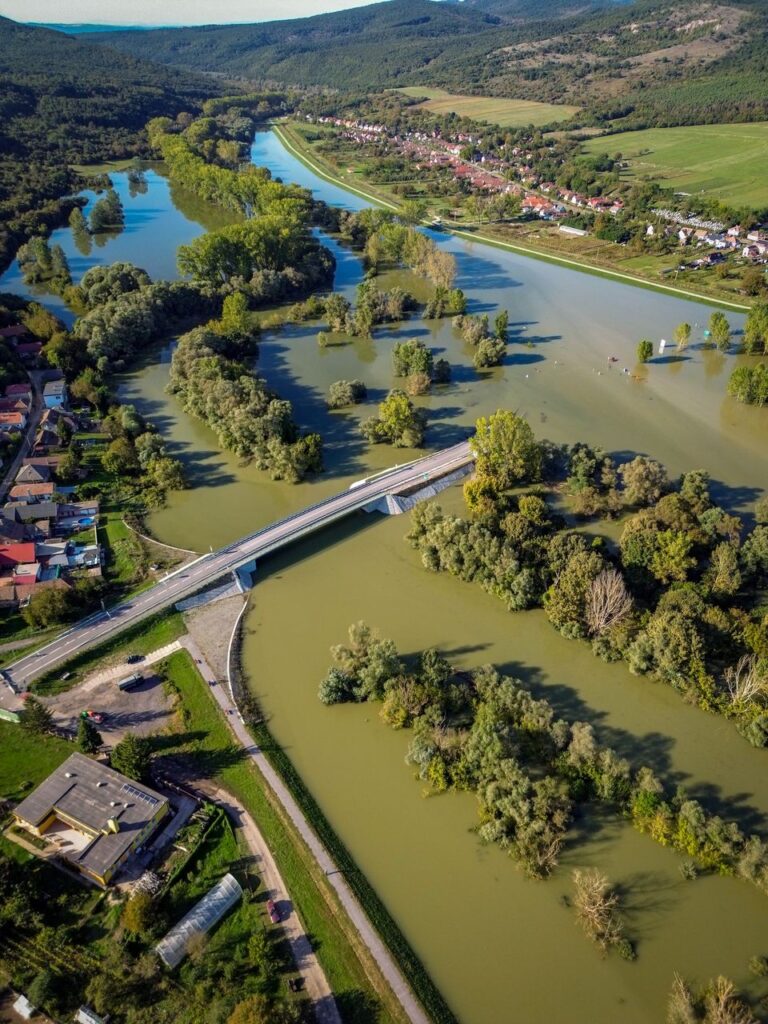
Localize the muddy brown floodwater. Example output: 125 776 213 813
6 128 767 1024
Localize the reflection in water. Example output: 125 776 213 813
3 130 768 1024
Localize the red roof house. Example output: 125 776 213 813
0 543 36 569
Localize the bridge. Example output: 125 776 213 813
4 442 474 690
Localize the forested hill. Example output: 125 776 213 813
0 17 217 272
87 0 768 129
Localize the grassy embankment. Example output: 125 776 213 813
395 87 580 128
582 121 768 210
1 641 429 1023
158 647 425 1024
276 120 751 312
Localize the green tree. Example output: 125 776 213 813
77 716 103 754
494 309 509 341
90 189 124 233
619 456 668 506
674 322 691 350
218 291 252 339
102 436 139 476
122 891 154 936
361 390 425 448
22 585 74 629
727 364 768 406
110 734 152 782
26 970 56 1011
19 696 53 735
709 311 731 351
471 410 541 492
247 928 275 976
392 338 433 378
636 339 653 363
742 266 766 297
744 301 768 355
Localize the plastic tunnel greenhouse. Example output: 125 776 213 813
155 872 242 968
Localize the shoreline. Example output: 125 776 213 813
273 123 751 314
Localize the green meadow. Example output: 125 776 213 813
582 122 768 208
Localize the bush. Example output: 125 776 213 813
636 339 653 363
326 379 367 409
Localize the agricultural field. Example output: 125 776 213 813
582 121 768 208
396 87 579 127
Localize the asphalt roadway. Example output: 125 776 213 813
5 441 473 690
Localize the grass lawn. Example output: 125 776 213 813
0 721 73 801
396 87 579 127
156 648 410 1024
99 509 140 585
32 610 186 695
0 611 58 649
582 121 768 208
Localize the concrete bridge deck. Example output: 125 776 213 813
4 442 473 689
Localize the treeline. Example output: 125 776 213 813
317 205 458 290
20 275 190 514
168 294 322 483
406 411 768 746
0 17 214 274
148 118 309 217
727 302 768 406
319 622 768 894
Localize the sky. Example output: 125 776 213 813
0 0 374 25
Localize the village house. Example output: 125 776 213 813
43 379 67 410
14 463 51 485
12 753 170 887
8 481 55 503
0 411 26 433
0 325 28 341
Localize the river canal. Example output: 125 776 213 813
3 129 767 1024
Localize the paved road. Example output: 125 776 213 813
4 442 473 689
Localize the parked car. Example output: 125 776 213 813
126 653 144 665
266 899 280 924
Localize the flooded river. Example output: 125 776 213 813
4 130 767 1023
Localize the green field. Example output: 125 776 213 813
396 87 579 127
582 122 768 208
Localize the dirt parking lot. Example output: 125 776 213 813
48 670 175 743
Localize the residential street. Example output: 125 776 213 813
0 372 44 503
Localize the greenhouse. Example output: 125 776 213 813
155 872 242 968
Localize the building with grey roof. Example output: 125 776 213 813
12 753 169 886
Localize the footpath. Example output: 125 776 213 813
196 637 433 1024
179 635 343 1024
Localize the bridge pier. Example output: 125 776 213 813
362 463 473 516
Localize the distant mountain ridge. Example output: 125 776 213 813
0 16 217 272
28 23 154 33
81 0 768 129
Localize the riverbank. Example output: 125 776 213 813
274 122 752 313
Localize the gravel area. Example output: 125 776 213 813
183 594 247 681
45 648 180 743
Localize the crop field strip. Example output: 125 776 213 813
395 88 580 127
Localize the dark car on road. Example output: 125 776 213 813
266 899 280 924
126 653 144 665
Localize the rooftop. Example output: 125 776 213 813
14 753 169 882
